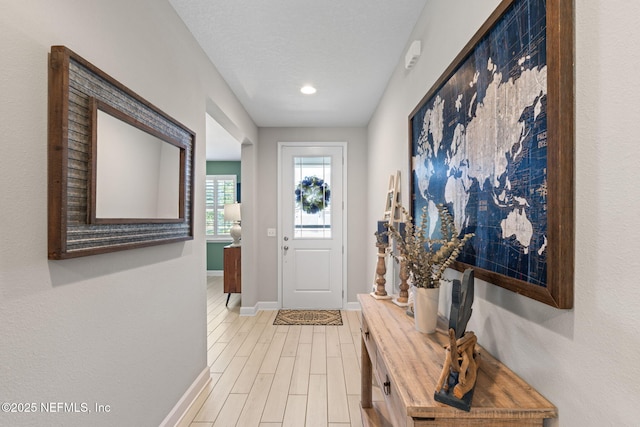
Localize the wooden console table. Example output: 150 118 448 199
358 294 557 426
223 245 241 306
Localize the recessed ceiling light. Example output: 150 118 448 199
300 85 317 95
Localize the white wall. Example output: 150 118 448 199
367 1 640 426
246 127 368 309
0 1 256 426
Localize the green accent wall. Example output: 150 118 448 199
206 161 241 271
206 242 228 270
206 161 241 178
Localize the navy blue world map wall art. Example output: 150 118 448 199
408 0 574 308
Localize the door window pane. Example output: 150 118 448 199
293 156 332 239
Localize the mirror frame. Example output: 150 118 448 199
48 46 195 259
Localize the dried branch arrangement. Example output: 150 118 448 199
387 204 474 288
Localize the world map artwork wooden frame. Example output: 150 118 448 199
408 0 573 308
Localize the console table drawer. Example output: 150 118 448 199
375 346 408 427
361 313 377 370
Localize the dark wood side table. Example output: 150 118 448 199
223 245 241 306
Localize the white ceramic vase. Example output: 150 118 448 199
414 287 440 333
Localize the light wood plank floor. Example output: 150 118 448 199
177 276 380 427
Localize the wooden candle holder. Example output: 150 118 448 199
374 242 388 297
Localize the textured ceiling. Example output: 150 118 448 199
169 0 427 129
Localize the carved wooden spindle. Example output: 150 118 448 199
397 256 409 303
375 243 388 297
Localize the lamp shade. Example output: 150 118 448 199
224 203 241 222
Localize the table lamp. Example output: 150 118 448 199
224 203 241 246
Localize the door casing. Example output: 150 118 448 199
277 141 348 309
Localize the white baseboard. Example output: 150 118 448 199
239 301 279 316
160 367 211 427
207 270 223 276
345 301 361 311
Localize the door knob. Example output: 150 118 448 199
284 246 289 250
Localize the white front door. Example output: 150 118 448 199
279 143 345 309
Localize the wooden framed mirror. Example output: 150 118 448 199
48 46 195 259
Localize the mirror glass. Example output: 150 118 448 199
94 106 182 221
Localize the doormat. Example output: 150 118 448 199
273 310 343 326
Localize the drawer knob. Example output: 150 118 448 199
364 331 370 340
383 375 391 395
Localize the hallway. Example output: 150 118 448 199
177 277 378 427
